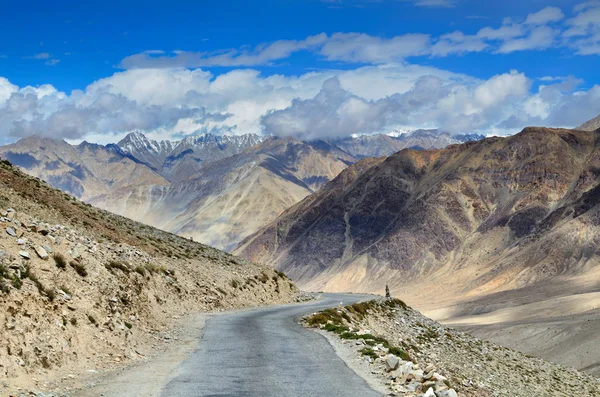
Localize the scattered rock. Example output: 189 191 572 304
19 251 30 259
385 354 400 372
34 246 49 260
6 227 17 237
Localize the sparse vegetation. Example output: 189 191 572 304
70 261 88 277
105 260 131 274
59 285 72 296
53 253 67 269
360 347 378 359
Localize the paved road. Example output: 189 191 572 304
161 293 383 397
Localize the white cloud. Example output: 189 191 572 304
496 26 558 53
0 62 597 145
261 70 533 139
120 34 328 68
477 23 526 40
319 33 431 63
524 7 565 25
564 1 600 54
432 31 488 56
25 52 51 60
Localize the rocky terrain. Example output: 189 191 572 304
579 114 600 132
0 130 483 252
237 126 600 373
0 159 299 396
237 127 600 295
304 299 600 397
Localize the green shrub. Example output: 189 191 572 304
360 348 378 359
11 275 22 289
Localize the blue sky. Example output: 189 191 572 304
0 0 599 144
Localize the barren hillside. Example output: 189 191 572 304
0 159 298 394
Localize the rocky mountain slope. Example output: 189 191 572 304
579 113 600 132
305 299 600 396
237 127 600 293
0 159 299 395
237 126 600 374
332 130 485 159
90 137 355 251
118 131 266 181
0 130 483 252
0 135 169 201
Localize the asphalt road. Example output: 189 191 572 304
160 293 383 397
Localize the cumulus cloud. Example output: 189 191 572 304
0 77 228 142
499 77 600 129
262 78 391 140
261 70 533 139
0 60 597 145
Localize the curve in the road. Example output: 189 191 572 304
161 293 383 397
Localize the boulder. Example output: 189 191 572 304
6 227 17 237
35 246 49 260
385 354 401 371
19 251 30 259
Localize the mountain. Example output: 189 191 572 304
578 114 600 132
0 159 298 393
236 127 600 373
116 131 179 171
0 130 482 251
117 131 265 181
333 130 485 159
237 127 600 295
90 137 356 251
0 135 169 201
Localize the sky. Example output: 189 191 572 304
0 0 599 145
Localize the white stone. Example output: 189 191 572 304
423 387 435 397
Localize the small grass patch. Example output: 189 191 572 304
53 253 67 269
105 260 130 274
360 347 378 359
70 261 88 277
